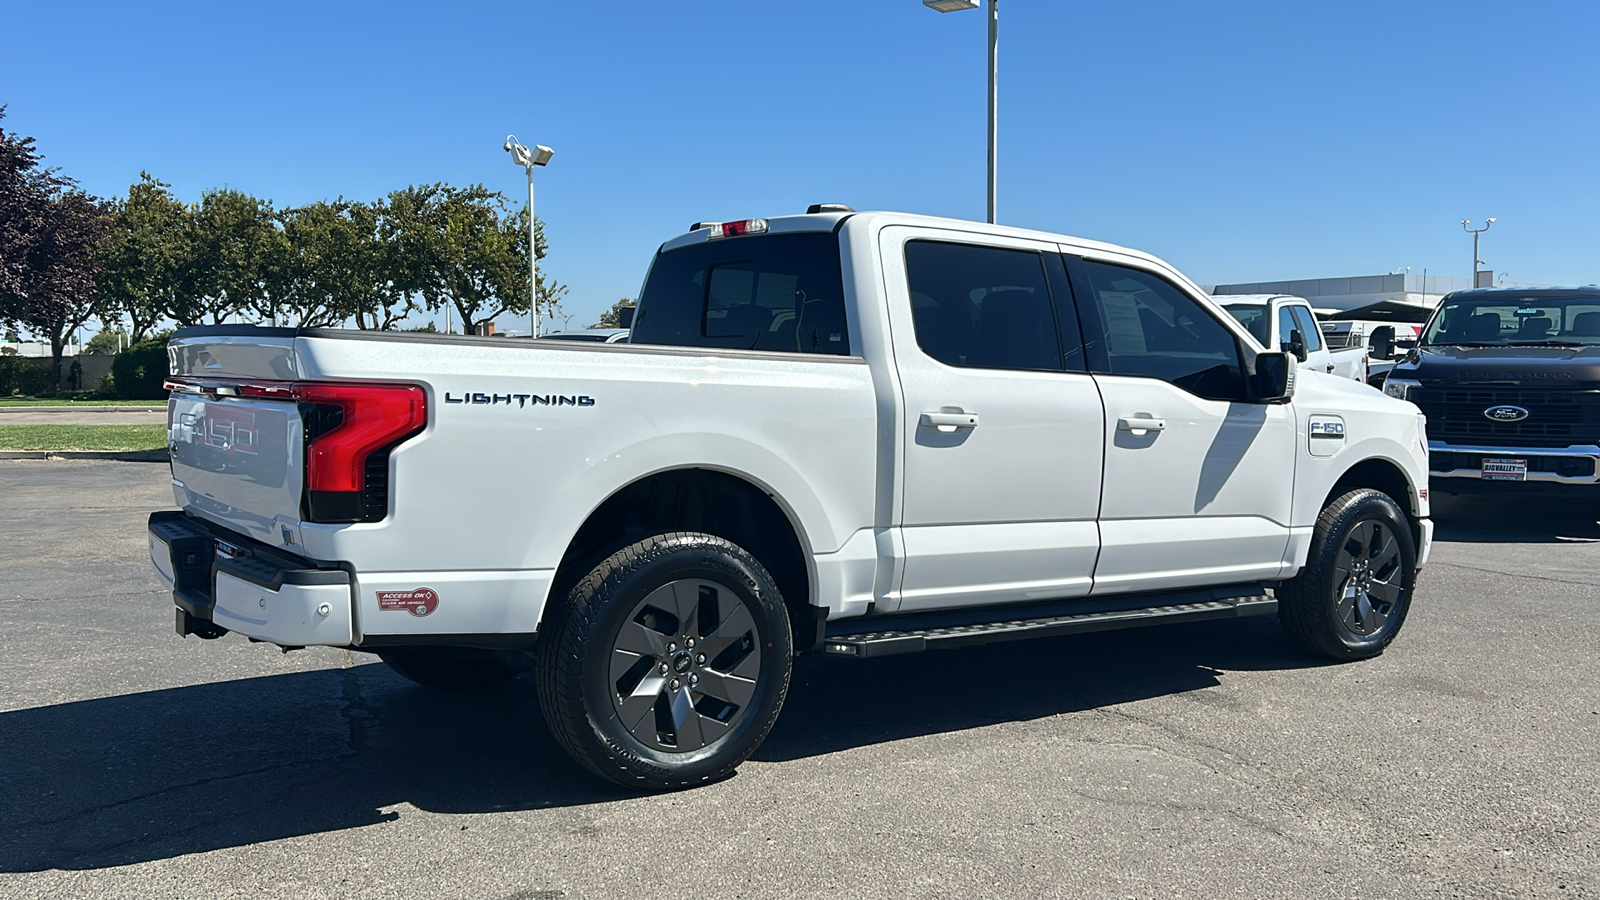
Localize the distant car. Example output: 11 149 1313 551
539 329 629 343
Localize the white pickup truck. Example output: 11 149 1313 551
1220 294 1369 384
150 209 1433 789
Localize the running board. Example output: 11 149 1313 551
822 589 1275 659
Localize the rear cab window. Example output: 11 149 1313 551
630 232 850 355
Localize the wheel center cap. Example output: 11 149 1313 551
672 652 693 674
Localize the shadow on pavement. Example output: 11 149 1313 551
1 616 1317 872
1431 493 1600 544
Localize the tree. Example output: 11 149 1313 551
178 187 278 326
595 298 636 329
97 173 192 341
84 327 125 354
386 183 565 334
0 108 113 390
270 199 410 328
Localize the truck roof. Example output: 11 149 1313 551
657 210 1182 276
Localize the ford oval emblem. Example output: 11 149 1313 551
1484 405 1530 422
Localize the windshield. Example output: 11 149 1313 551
1423 295 1600 347
1222 304 1271 345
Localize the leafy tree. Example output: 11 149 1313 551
178 187 279 326
0 108 113 389
270 199 411 328
595 298 636 329
97 173 192 341
84 327 126 354
386 183 565 334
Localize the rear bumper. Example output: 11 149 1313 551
148 511 355 647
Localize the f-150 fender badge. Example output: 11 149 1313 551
443 392 595 408
377 588 439 617
1308 415 1346 458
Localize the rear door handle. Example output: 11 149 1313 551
1116 416 1166 433
920 412 979 430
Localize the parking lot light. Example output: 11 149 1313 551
504 135 554 337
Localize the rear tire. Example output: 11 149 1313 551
535 532 792 791
378 648 520 691
1279 488 1417 661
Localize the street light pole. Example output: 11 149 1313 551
504 135 554 337
1462 217 1495 286
924 0 998 224
986 0 997 225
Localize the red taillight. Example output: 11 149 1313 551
166 377 427 521
296 383 427 492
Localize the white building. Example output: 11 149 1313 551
1212 273 1549 317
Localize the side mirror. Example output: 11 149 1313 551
1251 350 1297 403
1368 325 1395 361
1282 329 1308 362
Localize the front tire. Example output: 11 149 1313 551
535 532 793 790
1279 488 1418 661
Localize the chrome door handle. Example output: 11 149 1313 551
1116 416 1166 433
920 412 979 429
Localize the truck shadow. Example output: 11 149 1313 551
0 617 1315 872
1431 493 1600 544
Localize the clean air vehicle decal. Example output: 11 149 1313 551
377 588 439 617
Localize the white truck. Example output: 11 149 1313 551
1219 294 1369 384
150 209 1433 790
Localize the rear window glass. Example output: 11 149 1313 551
630 233 850 355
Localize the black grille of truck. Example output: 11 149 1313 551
1413 387 1600 448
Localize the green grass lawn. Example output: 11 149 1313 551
0 397 164 407
0 424 167 451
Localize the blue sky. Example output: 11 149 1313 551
4 0 1596 332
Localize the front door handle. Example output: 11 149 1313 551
920 412 979 430
1116 416 1166 433
1325 364 1336 373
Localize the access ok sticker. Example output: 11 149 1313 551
376 588 439 617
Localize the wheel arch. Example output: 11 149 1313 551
546 466 819 652
1324 455 1422 546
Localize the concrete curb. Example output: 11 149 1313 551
0 450 168 462
0 405 165 414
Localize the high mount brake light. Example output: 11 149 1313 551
707 219 769 239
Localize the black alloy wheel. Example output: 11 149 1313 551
536 532 792 790
1279 488 1418 660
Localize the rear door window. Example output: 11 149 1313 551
630 233 850 355
903 240 1075 372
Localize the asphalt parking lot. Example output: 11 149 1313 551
1 460 1596 899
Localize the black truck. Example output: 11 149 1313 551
1384 286 1600 499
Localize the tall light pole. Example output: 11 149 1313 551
1462 217 1495 287
504 135 554 337
924 0 997 224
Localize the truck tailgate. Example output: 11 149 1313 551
168 390 304 546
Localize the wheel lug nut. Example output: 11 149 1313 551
689 673 699 685
659 663 669 675
667 642 676 653
686 638 696 648
670 679 681 690
696 654 706 664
